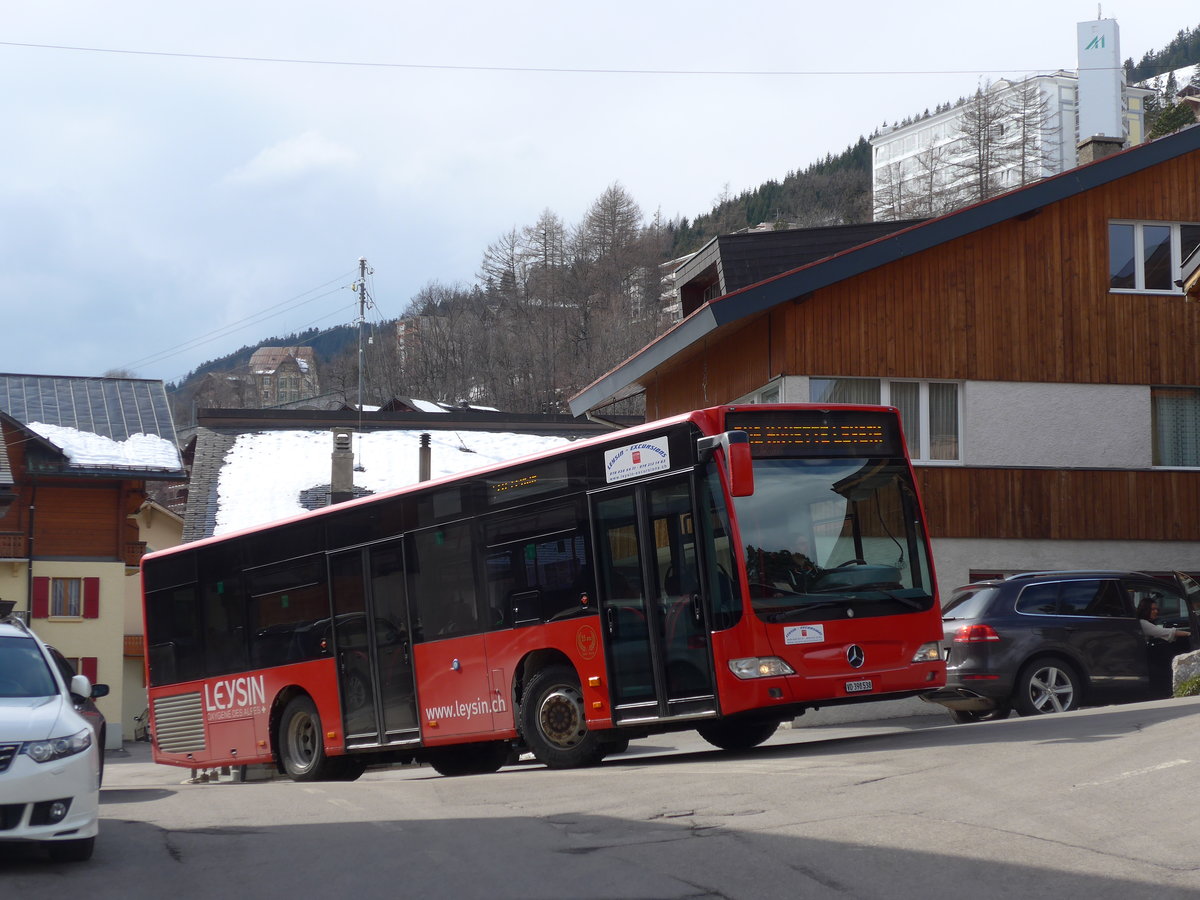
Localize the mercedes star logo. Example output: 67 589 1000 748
846 644 866 668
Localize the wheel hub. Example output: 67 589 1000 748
538 687 585 748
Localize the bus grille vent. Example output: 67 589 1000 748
153 692 207 753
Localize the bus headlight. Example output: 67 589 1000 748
729 657 795 679
911 642 943 663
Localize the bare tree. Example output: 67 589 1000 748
952 80 1013 205
1004 77 1058 187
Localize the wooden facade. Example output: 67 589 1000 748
0 422 146 562
623 140 1200 546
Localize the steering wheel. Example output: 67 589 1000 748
835 559 868 568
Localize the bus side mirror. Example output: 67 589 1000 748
697 431 754 497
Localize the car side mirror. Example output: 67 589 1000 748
69 673 92 699
91 683 110 700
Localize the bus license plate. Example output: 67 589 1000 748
845 679 873 693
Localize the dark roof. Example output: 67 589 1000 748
568 124 1200 416
0 373 184 477
676 221 925 316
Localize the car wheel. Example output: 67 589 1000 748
48 836 95 862
1013 657 1080 716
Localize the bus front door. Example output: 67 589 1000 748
592 475 717 723
328 541 419 748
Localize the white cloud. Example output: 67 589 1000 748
225 131 357 186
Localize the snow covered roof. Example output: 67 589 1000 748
0 373 184 477
26 422 181 471
211 429 573 536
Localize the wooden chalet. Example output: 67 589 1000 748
570 125 1200 589
0 374 184 745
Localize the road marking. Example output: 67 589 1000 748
1074 759 1190 787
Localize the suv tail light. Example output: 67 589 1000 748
953 623 1001 643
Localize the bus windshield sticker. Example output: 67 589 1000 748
784 624 825 645
604 436 670 483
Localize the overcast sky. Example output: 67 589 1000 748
2 2 1197 385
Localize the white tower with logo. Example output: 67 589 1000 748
1077 18 1123 140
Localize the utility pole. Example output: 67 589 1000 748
353 257 373 410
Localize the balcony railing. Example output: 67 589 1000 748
0 532 25 559
124 541 147 568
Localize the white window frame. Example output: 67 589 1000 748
809 377 963 464
1109 220 1200 295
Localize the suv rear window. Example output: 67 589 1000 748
942 586 999 618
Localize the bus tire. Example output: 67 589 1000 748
520 665 605 769
600 737 630 757
696 718 780 751
428 741 510 777
278 695 338 781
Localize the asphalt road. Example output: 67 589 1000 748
4 698 1200 899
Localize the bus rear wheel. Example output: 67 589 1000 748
428 741 511 777
278 695 356 781
520 665 605 769
696 718 780 751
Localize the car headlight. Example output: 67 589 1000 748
911 642 943 663
729 657 795 679
22 728 93 763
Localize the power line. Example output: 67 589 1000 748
119 270 356 374
0 40 1136 77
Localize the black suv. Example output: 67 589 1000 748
923 571 1200 722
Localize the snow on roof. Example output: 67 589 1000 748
412 399 447 413
28 422 181 470
214 429 574 536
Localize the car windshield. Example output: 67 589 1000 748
733 457 936 623
0 636 59 698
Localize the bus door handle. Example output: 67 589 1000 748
606 607 616 636
690 593 702 623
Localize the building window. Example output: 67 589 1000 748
810 378 961 462
50 577 83 617
1152 387 1200 466
1109 221 1200 293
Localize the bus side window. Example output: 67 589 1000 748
409 522 480 641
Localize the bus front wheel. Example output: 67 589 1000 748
520 665 606 769
696 718 780 751
279 695 351 781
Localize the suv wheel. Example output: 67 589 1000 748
1014 657 1080 716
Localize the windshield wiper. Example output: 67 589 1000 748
765 600 849 622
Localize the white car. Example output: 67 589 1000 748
0 607 101 862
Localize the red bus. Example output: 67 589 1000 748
141 404 945 779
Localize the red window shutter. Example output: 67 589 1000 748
82 657 98 683
83 577 100 619
32 577 50 618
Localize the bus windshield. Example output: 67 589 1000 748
734 456 935 623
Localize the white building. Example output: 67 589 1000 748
871 19 1152 221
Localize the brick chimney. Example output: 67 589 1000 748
1076 135 1125 165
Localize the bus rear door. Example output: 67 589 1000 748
328 540 419 748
